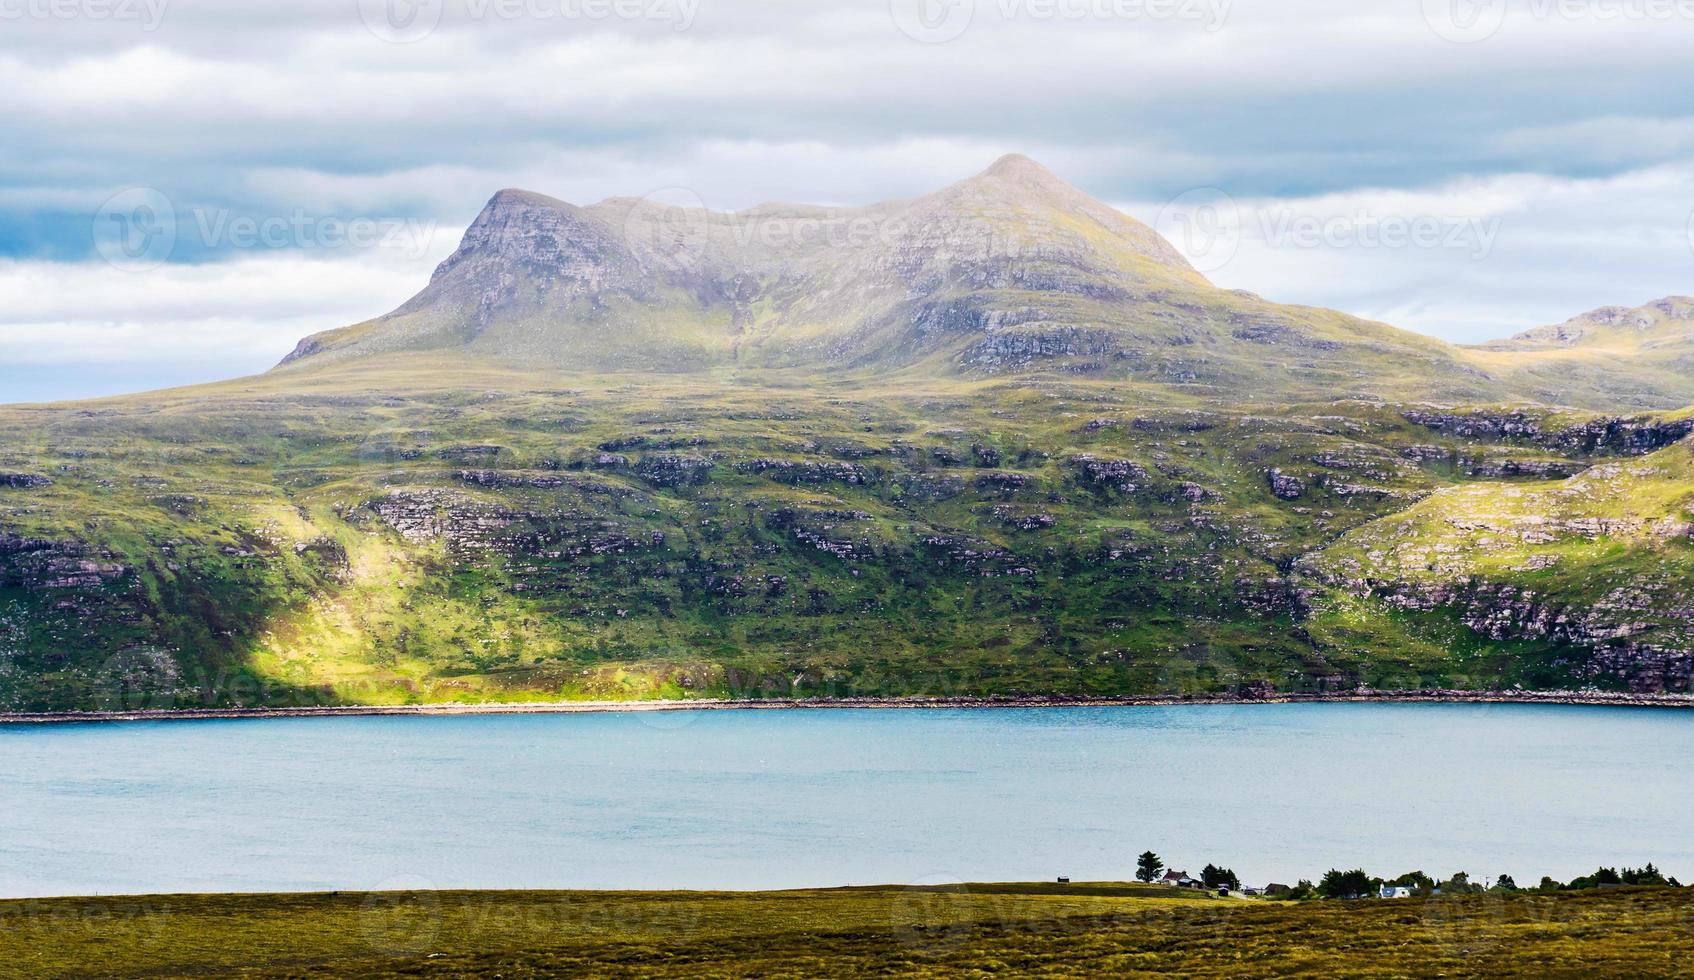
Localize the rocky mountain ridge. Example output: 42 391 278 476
278 156 1533 406
1482 296 1694 350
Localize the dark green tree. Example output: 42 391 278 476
1565 867 1620 890
1494 873 1518 891
1537 876 1564 891
1438 872 1481 894
1317 869 1377 899
1136 851 1164 884
1201 864 1241 890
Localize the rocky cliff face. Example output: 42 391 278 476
1403 408 1694 454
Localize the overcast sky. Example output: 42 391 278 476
3 0 1693 401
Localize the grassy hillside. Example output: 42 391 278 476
5 354 1691 711
4 883 1691 977
1465 297 1694 410
1305 433 1694 691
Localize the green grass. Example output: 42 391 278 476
2 356 1689 711
3 883 1691 977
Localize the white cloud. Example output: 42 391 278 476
1131 166 1694 343
0 247 446 395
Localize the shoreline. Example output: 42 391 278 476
4 688 1693 725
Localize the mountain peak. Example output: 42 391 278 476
484 187 571 210
979 153 1064 186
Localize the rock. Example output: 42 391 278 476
1071 454 1148 494
368 489 513 550
974 471 1031 496
0 534 55 556
735 458 875 485
1402 409 1541 440
893 474 964 501
0 473 52 489
1266 468 1305 500
1463 458 1583 479
960 327 1121 372
455 469 569 489
598 435 648 451
994 506 1057 531
437 444 504 461
1230 317 1341 350
633 454 713 488
1404 408 1694 456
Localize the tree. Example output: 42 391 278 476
1438 872 1481 894
1317 869 1377 900
1136 851 1164 883
1494 873 1518 891
1537 876 1564 891
1566 867 1621 890
1202 864 1241 891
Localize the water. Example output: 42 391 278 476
1 702 1691 898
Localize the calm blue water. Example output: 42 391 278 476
1 703 1691 897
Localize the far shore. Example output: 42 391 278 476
3 688 1693 725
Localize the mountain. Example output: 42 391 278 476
1469 297 1694 409
1485 296 1694 349
280 154 1496 405
4 157 1694 713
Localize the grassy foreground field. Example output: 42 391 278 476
4 883 1692 978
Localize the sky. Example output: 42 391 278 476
2 0 1693 401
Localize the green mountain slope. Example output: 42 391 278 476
1303 418 1694 692
1468 297 1694 409
5 158 1694 711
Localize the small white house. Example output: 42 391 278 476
1379 885 1414 899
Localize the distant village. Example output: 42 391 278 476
1118 852 1682 900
